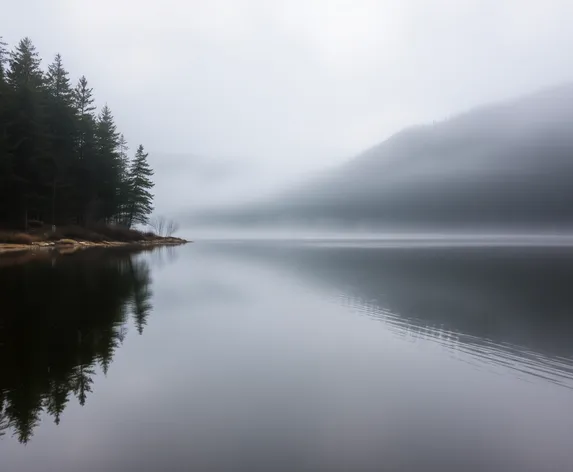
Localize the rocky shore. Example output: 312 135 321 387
0 236 189 255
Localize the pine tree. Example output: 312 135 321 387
45 54 76 225
73 76 96 119
0 37 11 220
116 133 130 224
95 105 121 221
0 36 8 83
127 145 154 227
73 76 97 163
0 37 156 229
46 54 73 105
6 37 43 89
118 134 129 179
5 37 48 228
72 76 98 223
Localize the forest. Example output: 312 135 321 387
0 37 154 231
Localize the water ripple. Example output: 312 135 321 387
335 292 573 390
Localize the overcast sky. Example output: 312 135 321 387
3 0 573 213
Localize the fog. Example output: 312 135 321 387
184 83 573 237
151 152 321 217
4 0 573 223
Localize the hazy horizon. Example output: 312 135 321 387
5 0 573 216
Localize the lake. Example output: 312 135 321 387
1 239 573 471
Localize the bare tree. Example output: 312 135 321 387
148 215 180 237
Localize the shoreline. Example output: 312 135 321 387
0 237 190 256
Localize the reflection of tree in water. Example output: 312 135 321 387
0 248 154 443
0 393 10 438
129 259 153 335
148 245 179 269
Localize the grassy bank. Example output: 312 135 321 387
0 224 189 254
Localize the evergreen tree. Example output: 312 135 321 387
5 37 48 228
116 133 130 224
6 37 43 89
127 145 154 226
0 36 8 83
0 37 11 221
45 54 76 225
0 37 156 229
73 76 96 120
95 105 121 221
72 76 98 223
46 54 73 104
73 76 97 164
96 105 119 153
118 133 129 180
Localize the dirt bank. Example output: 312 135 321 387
0 237 190 255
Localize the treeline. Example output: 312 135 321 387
0 248 154 443
0 37 154 230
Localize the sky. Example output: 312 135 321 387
3 0 573 214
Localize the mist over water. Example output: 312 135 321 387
185 84 573 236
187 226 573 247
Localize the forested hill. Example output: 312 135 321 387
194 83 573 231
0 37 154 230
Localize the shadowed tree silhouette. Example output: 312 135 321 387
0 393 10 438
0 37 156 228
45 377 70 426
0 415 8 438
0 247 155 443
70 363 95 407
129 258 153 335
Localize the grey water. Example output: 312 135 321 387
1 240 573 472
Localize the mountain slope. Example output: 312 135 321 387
192 84 573 230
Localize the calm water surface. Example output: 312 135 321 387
1 240 573 471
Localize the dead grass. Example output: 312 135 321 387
0 232 41 245
1 224 163 246
55 239 77 245
87 223 152 242
44 225 108 242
